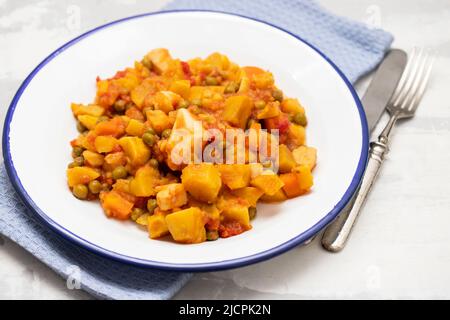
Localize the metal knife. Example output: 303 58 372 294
321 49 407 252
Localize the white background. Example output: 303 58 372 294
0 0 449 299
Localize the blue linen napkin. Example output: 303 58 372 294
0 0 392 300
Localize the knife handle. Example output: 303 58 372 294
321 139 388 252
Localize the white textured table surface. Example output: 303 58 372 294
1 0 449 300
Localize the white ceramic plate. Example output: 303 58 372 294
3 11 368 271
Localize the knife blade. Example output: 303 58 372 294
321 49 407 252
363 49 408 132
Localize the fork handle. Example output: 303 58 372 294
321 139 388 252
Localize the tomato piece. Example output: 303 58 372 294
219 222 247 238
181 61 191 79
264 113 290 134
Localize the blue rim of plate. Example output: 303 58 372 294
2 10 369 272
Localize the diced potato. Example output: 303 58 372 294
145 109 171 134
77 115 98 130
250 174 284 196
222 96 253 128
238 75 250 93
280 165 313 198
181 164 221 203
125 119 145 137
82 150 104 167
113 179 130 193
252 72 274 89
231 187 264 207
152 91 181 113
188 198 221 230
96 79 109 96
281 98 305 114
257 102 281 119
260 189 288 202
204 206 221 231
217 164 251 190
67 167 100 187
71 103 105 117
165 207 206 244
169 80 191 99
95 136 118 153
171 108 200 131
219 198 251 229
206 52 230 70
114 72 140 92
156 183 188 211
148 211 169 239
96 79 120 107
104 152 126 169
239 66 274 91
292 146 317 171
100 191 133 220
241 66 265 78
129 166 160 197
130 80 155 108
292 165 314 192
80 131 97 151
188 86 225 101
118 136 151 166
145 48 174 74
278 144 296 173
288 124 306 146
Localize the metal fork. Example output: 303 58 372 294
322 48 435 252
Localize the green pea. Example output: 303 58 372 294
142 132 156 146
88 180 102 194
272 88 284 102
224 82 238 94
76 121 86 133
147 199 157 214
145 128 156 135
73 184 88 200
248 207 257 220
205 76 219 86
293 112 307 126
161 129 172 139
73 156 84 167
112 166 127 180
131 208 144 221
149 158 159 168
113 99 126 113
72 146 84 157
255 100 266 109
206 230 219 241
178 100 189 109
